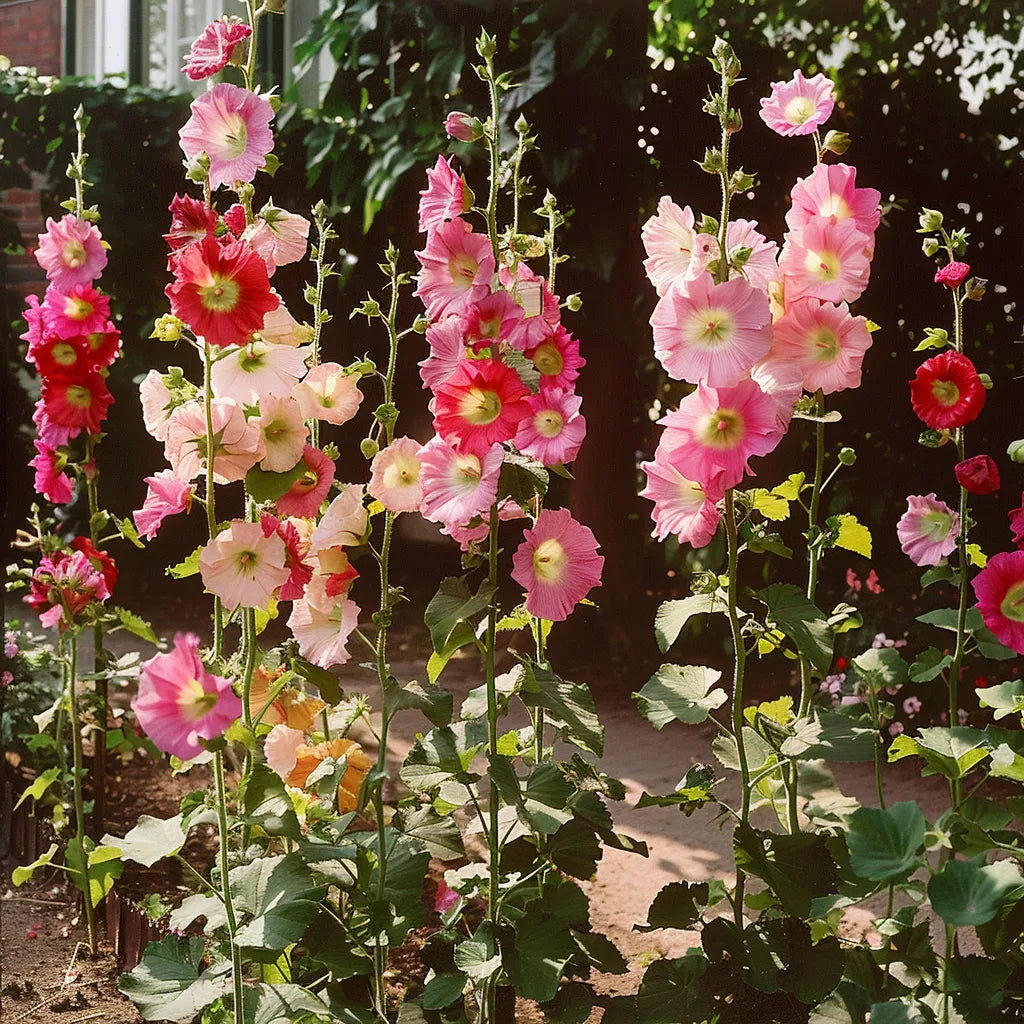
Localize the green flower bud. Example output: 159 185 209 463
922 237 940 257
918 208 944 232
412 315 431 335
838 447 857 466
566 294 583 312
1008 439 1024 464
360 438 380 459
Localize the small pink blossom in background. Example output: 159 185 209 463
640 447 722 548
903 696 922 717
414 219 495 320
257 395 309 473
759 69 835 136
444 111 482 143
30 440 75 505
650 274 771 387
511 508 604 622
514 388 587 467
935 262 970 288
276 446 336 519
972 550 1024 654
246 205 311 273
1 671 12 687
292 362 363 425
311 484 368 550
418 436 503 527
460 290 526 352
865 569 884 594
369 437 424 513
526 325 586 391
35 215 107 290
888 721 905 737
846 567 861 593
179 83 274 190
132 633 241 761
418 154 473 234
779 216 871 305
287 575 360 669
786 163 881 254
897 494 960 567
958 709 970 726
42 282 111 339
199 520 289 610
434 878 460 914
5 632 18 659
954 454 1000 495
1008 492 1024 549
164 193 218 252
134 470 195 540
182 16 251 80
264 723 306 779
641 197 700 296
419 317 467 391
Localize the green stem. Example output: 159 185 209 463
867 690 887 809
484 58 501 255
532 617 546 765
84 434 107 834
202 342 224 659
306 210 331 450
941 924 955 1024
715 76 732 284
243 0 260 91
214 749 245 1024
798 390 827 719
882 882 895 996
483 503 501 1023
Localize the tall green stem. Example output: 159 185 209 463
203 342 224 659
798 391 827 718
67 631 96 953
484 57 501 255
214 749 245 1024
483 503 501 1022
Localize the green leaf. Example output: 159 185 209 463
14 766 61 810
383 676 452 728
116 607 159 645
780 711 877 762
601 956 713 1024
846 802 926 881
421 972 466 1010
393 804 464 860
909 647 953 683
454 921 501 981
116 515 145 548
118 935 232 1022
399 722 485 792
867 1001 929 1023
242 763 302 840
758 583 834 675
947 955 1011 1016
245 460 310 502
654 592 728 653
101 814 186 867
166 544 203 579
888 727 989 780
634 881 708 932
462 668 521 720
66 836 122 907
11 842 59 886
571 929 628 975
247 982 332 1024
832 513 872 558
978 679 1024 720
519 661 603 756
425 577 494 654
505 907 575 1002
290 655 342 704
498 452 549 511
929 856 1023 927
853 647 909 692
634 665 726 728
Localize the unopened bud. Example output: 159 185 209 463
374 402 399 426
150 314 185 341
566 294 583 312
475 30 496 61
922 237 940 257
360 438 379 460
918 208 944 232
185 152 210 183
822 130 851 155
412 315 430 334
1008 439 1024 464
838 447 857 466
444 110 483 143
724 108 743 134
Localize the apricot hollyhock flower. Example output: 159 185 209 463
199 520 289 610
514 388 587 466
511 508 604 621
955 454 1000 495
786 163 881 252
133 470 195 540
311 485 368 550
251 668 325 731
369 437 424 513
527 325 586 391
287 736 373 812
276 446 336 518
35 215 107 290
414 219 495 319
419 154 473 233
183 16 251 80
418 436 503 526
651 274 771 387
909 350 986 429
641 197 700 296
260 300 313 347
640 447 722 547
292 362 363 425
896 493 960 566
178 82 274 189
287 575 360 669
131 633 241 761
759 70 835 136
972 550 1024 654
779 216 871 304
164 398 265 483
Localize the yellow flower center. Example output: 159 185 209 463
532 538 567 583
533 342 563 377
179 678 218 721
691 306 734 348
447 252 479 291
700 407 744 448
383 454 420 489
811 326 840 362
931 379 960 408
453 453 482 483
52 341 79 367
458 386 503 426
199 275 241 313
222 112 249 159
821 194 852 220
784 95 816 126
61 239 87 269
804 247 840 283
65 384 93 409
65 295 94 321
534 409 564 438
1000 581 1024 623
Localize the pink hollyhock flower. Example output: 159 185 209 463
444 111 482 142
257 395 309 472
212 339 312 404
245 204 311 272
30 440 74 505
164 397 265 484
510 508 604 621
418 436 503 526
460 290 527 352
164 194 219 252
292 362 363 425
749 356 804 433
640 447 722 547
414 219 495 320
909 350 986 430
527 325 586 391
27 332 90 379
40 369 113 436
260 300 313 347
140 370 177 442
419 317 467 390
222 203 246 238
264 723 306 779
786 163 881 253
133 470 195 540
434 878 460 914
178 82 274 190
955 454 1000 495
650 273 771 386
72 536 118 597
199 520 289 610
418 155 473 234
432 358 531 456
276 446 336 519
779 216 871 304
1009 494 1024 550
641 197 700 296
723 220 780 292
936 262 970 288
514 387 586 466
24 549 110 630
658 378 786 494
369 437 424 513
770 298 872 394
167 235 279 349
439 497 524 552
132 633 241 761
499 262 561 351
287 574 360 669
35 215 107 290
310 485 368 550
896 493 960 566
32 398 73 447
183 16 252 81
19 292 45 350
42 283 111 339
759 69 835 136
972 550 1024 654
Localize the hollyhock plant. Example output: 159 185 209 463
779 216 872 304
419 317 468 390
30 440 74 504
164 193 219 252
311 485 368 550
133 470 195 540
650 273 771 386
212 339 312 404
527 325 586 390
167 234 279 349
27 332 90 379
287 737 372 812
510 508 604 621
414 218 495 319
369 437 424 513
40 370 114 437
972 550 1024 654
183 16 252 80
292 362 363 425
276 446 336 518
896 493 960 566
514 388 587 466
286 575 361 669
786 163 881 249
640 447 723 547
178 82 274 190
641 197 700 296
131 633 241 761
909 350 986 430
759 69 835 136
199 519 290 610
35 214 107 290
42 282 111 339
955 454 1000 495
418 154 473 233
418 436 503 526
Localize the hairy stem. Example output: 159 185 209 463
67 631 96 953
214 749 245 1024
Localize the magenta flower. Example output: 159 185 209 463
182 16 252 80
896 493 960 566
199 519 290 610
1008 494 1024 550
42 283 111 339
786 163 881 254
178 83 275 190
30 440 75 505
414 219 495 320
759 70 835 136
935 262 971 288
24 550 111 630
972 550 1024 654
779 216 872 304
35 215 107 290
418 436 503 527
640 447 722 547
418 155 473 234
498 262 561 351
526 325 586 391
955 454 1000 495
131 633 241 761
514 387 586 467
133 470 195 540
510 508 604 622
460 291 527 352
369 437 423 513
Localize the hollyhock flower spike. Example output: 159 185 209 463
414 218 495 320
936 262 970 288
178 83 274 190
511 508 604 622
419 154 473 233
514 388 587 467
418 436 503 527
779 216 872 304
183 16 252 80
199 519 290 611
35 215 107 290
369 437 424 513
276 446 336 519
972 550 1024 654
640 447 723 548
955 454 1000 495
759 69 836 136
131 633 241 761
909 350 986 430
896 493 960 566
133 470 195 540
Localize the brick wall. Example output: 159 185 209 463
0 0 63 75
3 176 49 304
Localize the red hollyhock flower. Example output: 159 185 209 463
222 204 247 237
71 536 119 596
166 234 278 348
164 194 218 252
955 454 1000 494
909 350 985 429
84 324 121 368
28 332 90 378
1008 492 1024 550
40 368 114 435
935 262 970 288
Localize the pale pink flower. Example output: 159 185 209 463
199 519 289 610
651 273 771 386
897 493 960 566
779 216 872 304
182 16 251 80
140 371 176 442
498 262 561 351
640 447 722 547
418 436 503 526
292 362 363 425
414 219 495 320
178 83 274 191
35 215 107 290
164 397 265 484
276 446 336 518
369 437 423 513
310 485 368 551
257 395 309 472
264 724 306 779
133 470 195 540
770 298 872 394
641 197 699 296
749 356 804 433
418 155 472 233
511 508 604 622
245 205 311 273
786 163 881 256
211 340 312 404
260 301 313 347
723 220 780 292
131 633 241 761
514 388 586 466
759 70 835 136
419 317 467 390
287 574 360 669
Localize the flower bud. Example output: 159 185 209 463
374 402 399 426
1008 439 1024 464
185 151 210 183
566 294 583 312
412 315 431 334
934 261 970 288
838 447 857 466
955 454 1000 495
823 130 851 155
922 237 940 257
918 208 943 232
475 30 496 61
150 314 185 341
360 438 379 460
